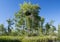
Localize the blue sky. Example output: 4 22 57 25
0 0 60 29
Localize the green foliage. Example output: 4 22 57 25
49 26 56 36
20 2 40 15
15 2 41 36
22 36 57 42
0 24 6 35
0 36 23 42
40 17 45 34
58 24 60 39
45 21 56 36
7 18 14 35
0 36 57 42
45 23 50 35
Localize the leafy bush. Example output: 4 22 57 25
0 36 23 42
22 36 57 42
0 36 57 42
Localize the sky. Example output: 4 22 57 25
0 0 60 29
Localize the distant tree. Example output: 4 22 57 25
45 20 56 35
49 26 56 36
51 26 56 32
0 24 6 35
58 24 60 38
7 18 14 35
49 20 56 36
45 23 50 35
40 17 45 34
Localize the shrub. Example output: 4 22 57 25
0 36 23 42
22 36 57 42
0 36 57 42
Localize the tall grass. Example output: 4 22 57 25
0 36 57 42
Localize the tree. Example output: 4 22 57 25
45 20 56 35
58 24 60 38
15 2 41 36
7 18 14 35
0 24 6 35
45 23 50 35
40 17 45 34
48 20 56 36
49 26 56 36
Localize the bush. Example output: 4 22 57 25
0 36 57 42
0 36 23 42
22 36 57 42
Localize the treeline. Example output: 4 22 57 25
0 2 59 37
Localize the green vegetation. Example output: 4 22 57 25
58 24 60 40
0 36 22 42
0 36 57 42
0 2 59 42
